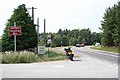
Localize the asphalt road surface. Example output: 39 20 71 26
1 46 118 78
72 46 118 64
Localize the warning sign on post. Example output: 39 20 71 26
8 26 22 36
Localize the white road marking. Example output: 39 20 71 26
96 59 118 69
109 54 118 58
94 52 118 58
53 65 64 68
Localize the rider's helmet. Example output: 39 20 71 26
68 47 71 50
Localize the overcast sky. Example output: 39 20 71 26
0 0 119 36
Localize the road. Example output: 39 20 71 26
72 46 118 64
1 46 118 78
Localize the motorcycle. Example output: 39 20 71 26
64 48 74 61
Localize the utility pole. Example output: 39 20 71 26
28 7 37 24
28 7 37 53
44 19 46 35
37 18 39 54
44 19 46 45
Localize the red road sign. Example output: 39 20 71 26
8 26 22 36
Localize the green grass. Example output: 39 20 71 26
1 51 67 64
37 51 67 62
2 51 39 64
90 46 119 53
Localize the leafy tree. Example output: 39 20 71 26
0 38 2 45
71 29 80 38
79 28 91 45
77 36 82 43
101 1 120 46
91 32 101 45
62 35 69 46
39 28 101 47
57 29 62 35
0 38 2 52
69 37 78 46
52 35 61 47
2 4 37 51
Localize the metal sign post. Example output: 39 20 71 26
47 35 52 55
14 22 16 52
8 22 22 52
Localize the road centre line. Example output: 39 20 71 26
93 52 118 58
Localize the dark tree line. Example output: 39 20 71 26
39 28 101 47
101 1 120 47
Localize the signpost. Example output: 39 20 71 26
8 22 22 52
47 35 52 54
9 26 22 36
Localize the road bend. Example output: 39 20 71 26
2 46 118 78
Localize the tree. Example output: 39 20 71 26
2 4 37 51
39 28 101 47
91 32 101 45
69 37 78 46
79 28 91 45
52 35 61 47
71 29 79 38
57 29 62 35
101 1 120 46
0 38 2 52
62 35 69 46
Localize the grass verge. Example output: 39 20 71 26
37 51 67 62
1 50 67 64
90 46 119 53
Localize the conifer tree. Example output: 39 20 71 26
2 4 37 51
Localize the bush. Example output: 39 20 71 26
51 44 56 48
0 52 2 63
37 51 67 62
2 50 67 64
2 51 39 64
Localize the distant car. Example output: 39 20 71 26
76 44 80 47
76 44 85 47
80 44 85 47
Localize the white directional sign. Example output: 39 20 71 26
47 39 52 44
38 46 46 54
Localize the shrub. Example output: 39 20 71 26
2 50 67 64
37 51 67 62
51 44 56 48
2 51 39 64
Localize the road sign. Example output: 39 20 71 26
38 46 46 54
8 26 22 36
47 39 52 44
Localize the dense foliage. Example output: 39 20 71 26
0 39 2 52
2 4 37 51
101 1 120 47
39 28 101 47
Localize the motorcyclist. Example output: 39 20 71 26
64 47 74 61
